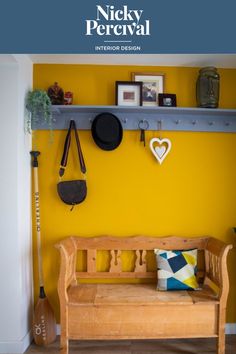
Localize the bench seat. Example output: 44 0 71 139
67 283 219 306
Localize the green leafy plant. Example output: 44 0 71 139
25 90 52 133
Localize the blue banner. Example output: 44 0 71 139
0 0 235 53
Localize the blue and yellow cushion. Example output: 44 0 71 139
154 248 199 291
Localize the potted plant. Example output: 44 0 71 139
25 89 52 133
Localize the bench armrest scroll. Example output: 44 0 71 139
55 237 77 303
205 237 233 302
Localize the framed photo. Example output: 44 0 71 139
131 72 164 106
115 81 142 106
158 93 177 107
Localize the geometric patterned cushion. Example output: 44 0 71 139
154 248 199 291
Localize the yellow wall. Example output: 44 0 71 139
33 64 236 322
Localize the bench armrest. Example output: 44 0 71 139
55 237 77 303
205 237 233 302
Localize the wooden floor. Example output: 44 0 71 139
25 336 236 354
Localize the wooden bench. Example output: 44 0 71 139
55 236 232 354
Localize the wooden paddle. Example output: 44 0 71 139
30 151 56 345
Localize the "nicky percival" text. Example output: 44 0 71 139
85 5 150 36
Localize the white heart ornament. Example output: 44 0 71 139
149 138 172 164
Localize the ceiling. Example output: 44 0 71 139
1 54 235 68
28 54 236 68
0 54 17 63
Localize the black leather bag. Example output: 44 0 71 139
57 120 87 209
57 180 87 205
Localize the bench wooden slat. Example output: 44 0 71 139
109 250 122 272
76 271 156 279
134 250 147 272
73 235 209 250
87 249 96 272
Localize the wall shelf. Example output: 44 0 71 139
32 105 236 133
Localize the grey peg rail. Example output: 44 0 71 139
31 105 236 133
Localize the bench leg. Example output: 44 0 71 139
217 328 226 354
217 331 225 354
60 336 68 354
60 306 69 354
217 307 226 354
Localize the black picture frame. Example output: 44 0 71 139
158 93 177 107
116 81 143 106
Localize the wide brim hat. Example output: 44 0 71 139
91 112 123 151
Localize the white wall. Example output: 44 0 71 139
0 55 33 353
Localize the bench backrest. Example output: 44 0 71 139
72 236 208 280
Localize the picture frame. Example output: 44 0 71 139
115 81 143 106
131 72 165 106
158 93 177 107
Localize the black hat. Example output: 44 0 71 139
91 112 123 151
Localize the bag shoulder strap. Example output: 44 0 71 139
59 120 86 177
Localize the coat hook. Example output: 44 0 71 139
192 120 197 125
208 121 214 126
175 119 181 125
122 118 127 124
157 120 163 131
208 121 215 125
225 121 230 126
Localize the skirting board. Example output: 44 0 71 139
225 323 236 335
0 330 32 354
55 324 236 336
